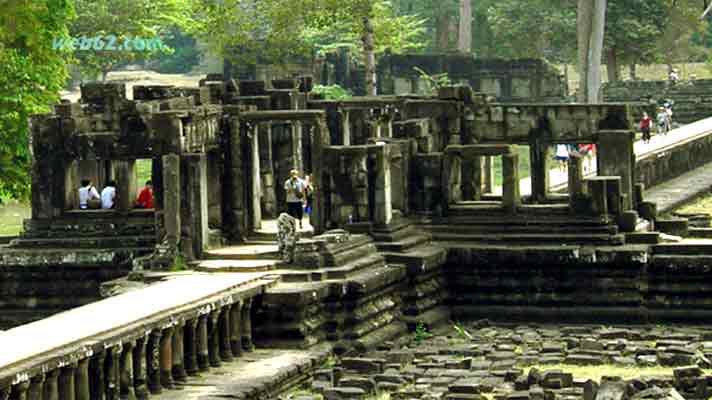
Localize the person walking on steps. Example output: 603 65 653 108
284 169 305 229
640 112 652 144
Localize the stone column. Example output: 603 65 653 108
184 154 209 259
89 352 107 400
106 347 121 400
241 298 254 352
462 156 483 201
586 177 609 217
229 302 243 357
219 306 233 361
250 124 262 230
373 144 392 225
11 381 30 400
310 119 330 234
529 141 551 203
59 364 76 400
162 154 181 248
75 359 90 400
183 319 199 376
159 327 175 389
228 117 246 240
502 153 520 213
341 110 351 146
441 152 461 216
568 156 585 209
259 123 276 218
119 342 136 400
597 130 635 211
114 160 137 212
27 375 44 400
43 370 59 400
147 330 163 394
197 314 210 371
208 310 222 367
172 321 187 383
292 121 304 171
132 337 149 400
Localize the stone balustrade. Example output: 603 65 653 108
0 273 275 400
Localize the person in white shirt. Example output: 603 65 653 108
284 169 305 228
78 179 100 209
101 180 117 209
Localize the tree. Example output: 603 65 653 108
0 0 75 201
458 0 472 53
578 0 606 103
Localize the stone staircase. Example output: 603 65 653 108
421 203 625 246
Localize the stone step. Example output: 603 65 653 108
449 202 572 216
280 253 385 283
381 245 447 273
652 241 712 255
9 235 156 249
375 234 431 253
432 233 625 245
424 215 610 226
625 232 661 244
193 259 278 273
421 224 618 235
204 244 280 260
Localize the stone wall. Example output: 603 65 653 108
602 80 712 124
377 55 568 101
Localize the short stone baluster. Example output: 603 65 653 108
11 381 30 400
27 374 44 400
219 306 233 362
89 352 107 400
208 310 222 367
106 346 121 400
43 370 60 400
132 337 149 400
147 330 163 394
119 342 136 400
172 321 188 382
196 314 210 372
75 359 90 400
159 327 175 389
59 364 76 400
241 298 254 352
183 319 199 376
229 302 243 358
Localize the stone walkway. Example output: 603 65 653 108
645 160 712 214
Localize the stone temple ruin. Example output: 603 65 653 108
4 69 712 400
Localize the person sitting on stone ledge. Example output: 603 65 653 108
135 180 154 209
101 180 117 209
78 179 101 209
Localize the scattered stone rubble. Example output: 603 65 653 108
281 323 712 400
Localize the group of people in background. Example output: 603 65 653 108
78 179 153 210
554 143 596 173
284 169 314 229
640 102 674 144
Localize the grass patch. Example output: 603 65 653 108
0 201 30 236
676 192 712 215
135 159 153 187
525 364 711 382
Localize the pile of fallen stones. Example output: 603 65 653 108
282 323 712 400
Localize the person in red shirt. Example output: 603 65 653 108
136 180 154 209
640 112 652 143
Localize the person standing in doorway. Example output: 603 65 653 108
640 112 652 144
555 144 569 172
135 180 154 209
101 180 116 209
284 169 305 228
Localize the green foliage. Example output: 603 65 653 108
413 66 451 94
0 0 75 202
414 321 432 345
452 321 472 341
171 253 188 271
152 27 201 74
312 84 352 100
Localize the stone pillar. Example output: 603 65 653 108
529 142 551 203
374 144 392 225
43 370 59 400
147 330 163 394
162 154 181 248
172 321 187 383
132 337 149 400
502 153 520 213
568 155 585 208
250 124 262 230
441 153 461 216
11 381 29 400
597 130 635 211
219 306 233 361
483 156 494 193
241 298 254 352
114 160 136 212
292 122 304 172
159 327 175 389
75 359 90 400
119 342 136 400
89 352 107 400
208 310 222 367
310 119 330 234
462 156 483 201
59 364 76 400
586 177 609 217
183 319 199 376
183 154 210 259
28 375 44 400
229 302 243 357
106 347 121 400
341 110 351 146
197 314 210 371
228 117 246 240
259 123 277 218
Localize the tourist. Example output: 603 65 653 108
664 102 674 130
555 144 569 172
669 69 680 84
304 175 315 216
284 169 305 228
135 180 154 209
640 112 652 144
578 143 595 173
101 180 116 209
78 179 100 209
656 107 669 135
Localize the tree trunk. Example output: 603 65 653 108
577 0 606 103
629 63 637 80
577 0 593 102
606 48 619 83
436 14 451 50
362 15 377 96
458 0 472 53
